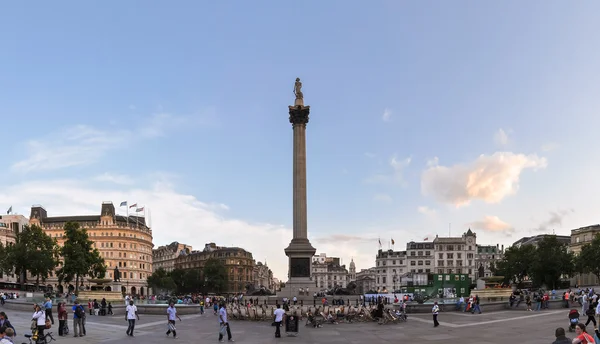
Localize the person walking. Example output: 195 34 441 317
165 302 181 339
432 301 440 327
125 300 139 337
43 298 54 325
218 302 234 342
585 303 597 328
273 304 285 338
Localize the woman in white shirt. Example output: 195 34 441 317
32 304 46 337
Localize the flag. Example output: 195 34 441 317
120 201 127 207
391 239 395 245
129 203 137 209
136 207 144 212
378 238 382 247
424 237 429 241
6 206 11 215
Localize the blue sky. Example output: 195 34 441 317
1 1 599 279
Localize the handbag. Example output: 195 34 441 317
219 324 227 335
30 320 36 331
168 322 176 331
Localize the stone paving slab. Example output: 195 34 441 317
0 307 580 344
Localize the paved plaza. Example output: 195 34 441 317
1 307 575 343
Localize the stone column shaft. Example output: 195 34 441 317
293 123 307 240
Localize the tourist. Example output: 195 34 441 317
166 302 181 339
273 304 285 338
125 300 139 337
553 327 571 344
572 323 595 344
44 297 54 325
0 313 15 336
32 304 46 338
72 300 85 337
108 302 114 315
585 304 597 328
57 303 67 336
1 327 15 344
218 302 233 342
432 301 440 327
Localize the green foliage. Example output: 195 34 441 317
3 225 59 289
575 233 600 282
494 236 573 289
530 236 574 289
203 258 228 294
147 268 176 293
58 222 106 293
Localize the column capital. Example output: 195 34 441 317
289 105 310 126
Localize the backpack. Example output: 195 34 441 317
75 305 84 318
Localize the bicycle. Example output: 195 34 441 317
22 331 55 344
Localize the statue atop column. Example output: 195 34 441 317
293 78 304 106
113 266 121 282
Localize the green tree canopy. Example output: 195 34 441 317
4 225 59 289
58 222 106 293
203 258 228 294
575 233 600 283
493 244 536 285
147 268 176 293
530 236 574 289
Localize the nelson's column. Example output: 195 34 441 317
280 78 317 297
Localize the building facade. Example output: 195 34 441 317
406 241 434 274
512 234 571 248
0 214 28 283
374 249 407 292
569 225 600 286
29 203 154 296
433 229 477 281
475 244 504 278
174 243 254 294
311 253 350 290
355 268 376 295
152 242 193 272
252 261 274 292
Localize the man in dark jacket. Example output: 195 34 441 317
552 327 571 344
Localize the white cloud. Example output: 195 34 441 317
541 142 559 152
373 193 393 203
382 108 392 122
365 155 411 185
94 173 135 185
494 128 509 146
421 152 547 206
468 215 514 234
535 209 574 232
417 206 436 217
11 113 203 173
0 177 292 279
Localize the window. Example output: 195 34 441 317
392 260 396 265
418 251 423 256
425 251 430 256
426 269 431 273
425 261 431 265
410 261 416 266
437 275 443 281
418 261 423 266
382 277 386 284
438 253 443 259
447 253 454 259
457 253 462 259
445 275 450 281
410 252 415 256
437 260 444 267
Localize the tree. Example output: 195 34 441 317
203 259 228 294
530 236 574 289
575 233 600 284
5 225 59 289
58 222 106 293
493 244 536 285
147 268 176 293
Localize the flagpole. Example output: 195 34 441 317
126 203 129 227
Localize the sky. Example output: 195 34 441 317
1 1 600 281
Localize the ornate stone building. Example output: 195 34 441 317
374 249 407 292
0 214 28 284
406 241 434 274
355 268 376 294
29 202 154 296
174 243 254 294
475 244 504 278
569 225 600 286
252 261 274 291
434 229 477 281
153 242 193 272
311 253 350 290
